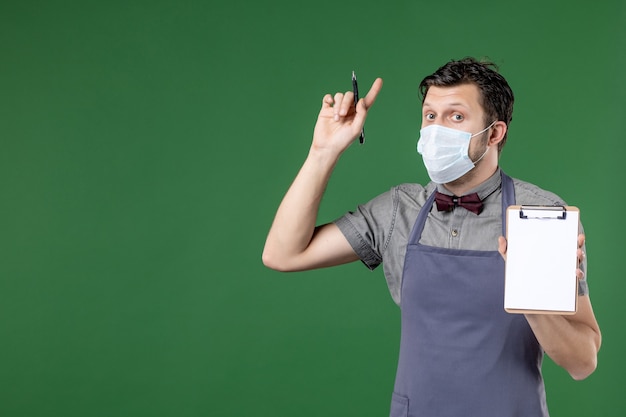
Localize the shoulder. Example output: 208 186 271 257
333 182 431 272
394 182 435 206
334 182 432 247
351 182 433 214
511 177 566 206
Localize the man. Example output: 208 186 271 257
262 58 601 416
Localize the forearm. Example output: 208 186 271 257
525 297 601 380
263 78 383 271
262 149 339 270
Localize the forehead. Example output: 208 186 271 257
423 84 482 111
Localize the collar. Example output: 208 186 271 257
434 168 502 201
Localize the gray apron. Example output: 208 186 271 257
390 172 549 417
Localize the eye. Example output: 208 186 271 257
424 113 435 120
452 114 464 121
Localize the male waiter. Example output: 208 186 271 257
262 57 601 416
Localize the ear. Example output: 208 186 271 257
488 121 507 147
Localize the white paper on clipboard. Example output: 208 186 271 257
504 205 580 314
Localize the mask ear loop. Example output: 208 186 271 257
472 146 489 165
470 121 497 164
470 120 498 138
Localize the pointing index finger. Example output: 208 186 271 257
363 78 383 110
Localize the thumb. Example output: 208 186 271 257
498 236 507 260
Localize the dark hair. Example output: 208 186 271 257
419 57 514 152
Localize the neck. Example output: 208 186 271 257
443 164 499 196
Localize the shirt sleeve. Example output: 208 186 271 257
333 187 399 271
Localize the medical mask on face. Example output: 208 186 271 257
416 121 496 184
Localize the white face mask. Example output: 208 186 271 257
416 121 496 184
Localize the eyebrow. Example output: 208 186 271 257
423 102 470 109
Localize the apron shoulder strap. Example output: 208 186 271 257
500 170 516 236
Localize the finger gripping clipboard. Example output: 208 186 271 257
504 205 579 315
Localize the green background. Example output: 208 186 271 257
1 0 624 416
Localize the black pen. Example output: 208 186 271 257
352 71 365 144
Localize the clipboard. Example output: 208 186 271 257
504 205 580 315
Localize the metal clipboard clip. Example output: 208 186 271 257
519 205 567 220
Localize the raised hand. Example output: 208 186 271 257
311 77 383 156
